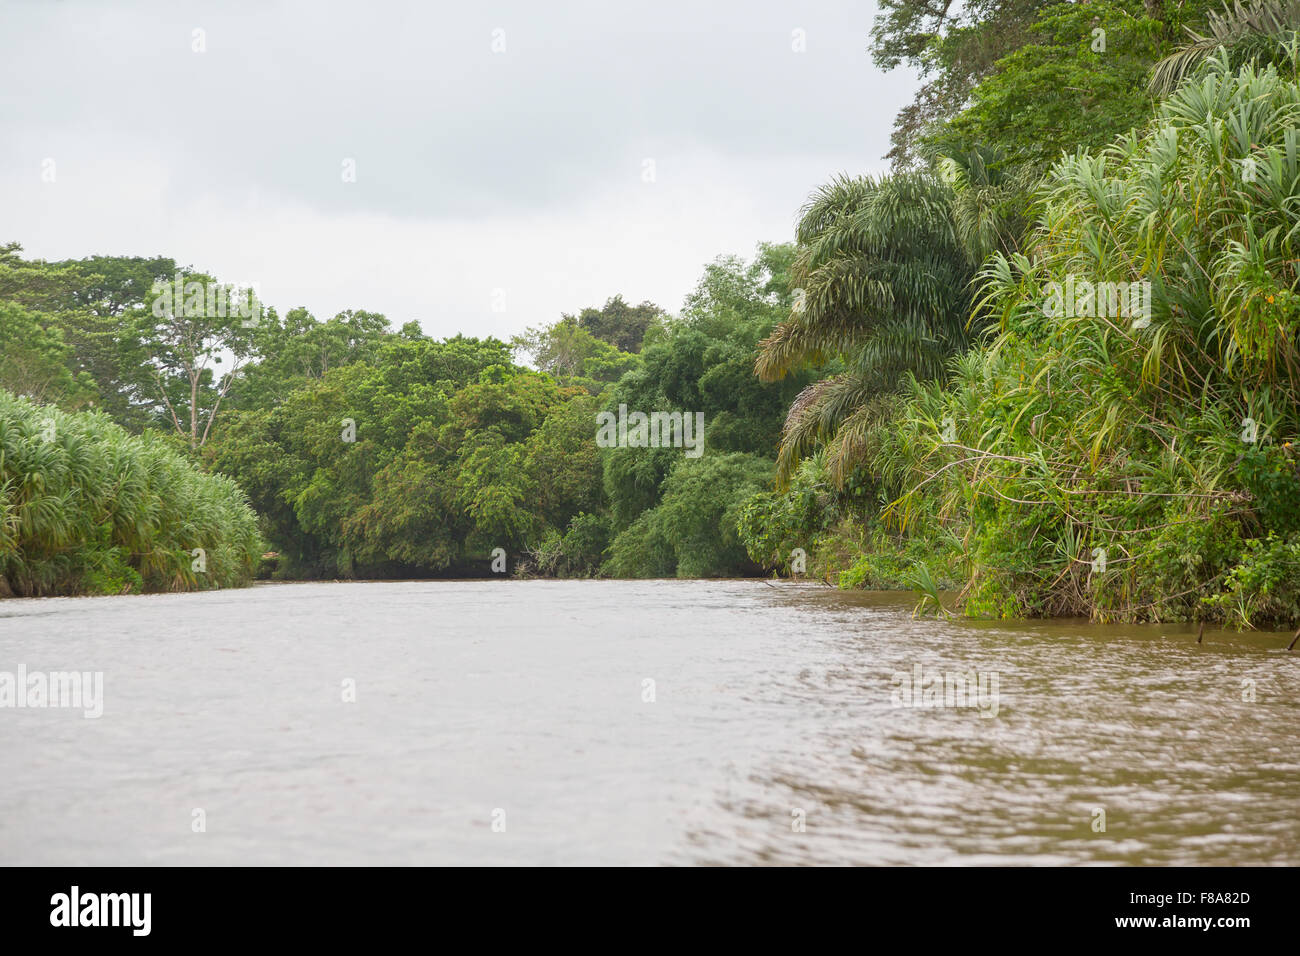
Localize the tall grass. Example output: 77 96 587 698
0 389 261 597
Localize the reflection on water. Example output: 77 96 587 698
1 580 1296 865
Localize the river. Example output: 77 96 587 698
1 579 1296 865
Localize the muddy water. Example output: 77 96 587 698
1 580 1295 865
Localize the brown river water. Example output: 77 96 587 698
1 579 1296 865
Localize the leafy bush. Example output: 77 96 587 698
531 512 611 578
606 453 773 577
1207 532 1300 627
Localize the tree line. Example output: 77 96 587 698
0 237 809 590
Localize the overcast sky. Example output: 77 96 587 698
1 0 917 340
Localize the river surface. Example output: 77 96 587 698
1 580 1296 865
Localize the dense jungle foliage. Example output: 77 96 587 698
745 9 1300 626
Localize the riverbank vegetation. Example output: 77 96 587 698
0 390 259 596
3 2 1298 625
741 6 1300 626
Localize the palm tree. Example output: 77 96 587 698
1149 0 1300 96
933 145 1035 263
757 167 1015 486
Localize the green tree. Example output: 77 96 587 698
603 245 804 526
0 246 178 425
935 2 1168 168
56 253 177 426
870 0 1058 165
1150 0 1300 94
130 273 265 448
236 307 391 410
511 316 638 387
606 453 773 577
573 294 663 352
0 302 94 406
756 174 978 485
